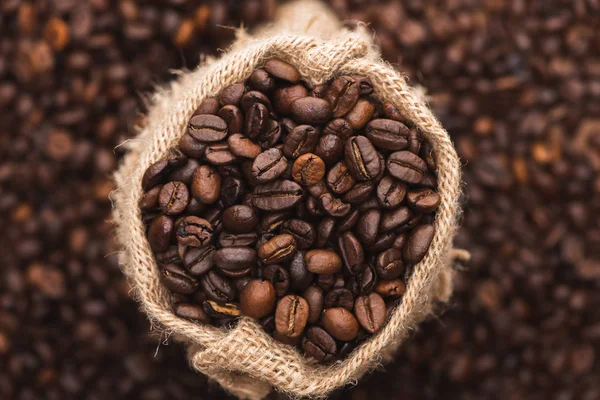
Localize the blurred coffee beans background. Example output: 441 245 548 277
0 1 598 399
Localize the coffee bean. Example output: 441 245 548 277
290 152 325 186
353 76 373 95
302 326 337 362
247 68 275 92
311 83 328 98
325 76 359 118
253 179 304 211
344 136 381 181
392 233 408 249
227 133 262 159
260 212 290 234
167 146 188 168
322 307 359 341
160 264 198 295
376 176 407 209
290 97 332 125
218 105 244 134
322 118 354 140
204 142 238 165
263 265 291 297
148 215 174 253
375 248 404 280
380 207 412 232
315 134 344 166
257 119 282 149
245 102 269 139
345 98 376 130
349 263 378 295
303 285 324 324
406 188 441 213
264 59 300 83
142 159 170 190
317 273 336 291
354 293 386 333
218 232 258 248
187 114 228 142
320 193 351 217
190 165 221 205
327 161 356 194
365 119 410 150
179 133 207 158
338 232 364 275
258 233 297 264
337 209 359 232
404 224 435 264
139 185 161 211
251 148 288 183
194 97 220 115
203 300 242 318
407 129 422 154
169 159 200 185
221 205 258 234
275 295 309 338
289 251 313 292
324 288 354 310
283 125 320 159
239 279 276 319
174 303 211 324
218 83 245 106
183 244 215 275
375 279 406 298
316 217 336 248
176 216 213 247
356 209 381 246
240 90 272 113
305 249 342 274
213 246 256 273
342 181 374 204
281 219 315 249
273 84 308 115
387 151 427 184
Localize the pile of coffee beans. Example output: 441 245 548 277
140 58 440 361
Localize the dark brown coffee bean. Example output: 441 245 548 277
251 148 288 183
204 142 238 165
148 215 174 253
345 98 376 130
324 288 355 310
275 295 309 338
344 136 381 181
245 102 269 139
280 117 297 135
174 303 211 324
190 165 220 205
392 233 408 250
290 97 332 125
305 249 342 274
264 59 300 83
307 180 329 198
221 205 258 234
375 279 406 298
338 232 364 275
187 114 228 142
289 251 313 291
234 276 252 293
316 134 344 167
257 119 282 149
283 125 319 158
326 161 355 195
404 224 435 265
337 209 359 232
219 176 245 208
213 246 257 273
227 133 262 159
302 327 337 362
382 101 406 123
139 185 161 210
325 76 359 118
263 264 290 297
322 307 359 341
310 83 328 98
178 133 207 158
291 153 325 186
273 84 308 115
281 219 315 249
240 90 272 113
357 197 380 212
181 245 214 275
342 182 374 204
406 188 441 213
218 105 244 134
367 232 397 253
142 159 170 190
407 129 422 154
303 285 324 324
316 217 336 248
387 151 427 184
169 159 200 185
203 300 242 319
258 233 297 264
239 279 277 319
201 270 236 303
259 212 290 234
375 248 404 280
349 263 378 295
175 216 213 247
322 118 354 140
320 193 351 217
247 68 275 92
167 147 188 168
380 207 412 232
365 119 410 150
160 264 198 295
376 176 407 209
353 76 373 95
194 97 220 115
253 179 304 211
156 246 181 265
354 293 386 333
218 232 258 248
317 273 336 291
218 83 245 106
420 141 437 171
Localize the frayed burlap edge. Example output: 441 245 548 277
112 1 462 399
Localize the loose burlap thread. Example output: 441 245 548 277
112 1 462 399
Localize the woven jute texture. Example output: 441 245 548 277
112 1 461 399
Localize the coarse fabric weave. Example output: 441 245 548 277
112 1 462 399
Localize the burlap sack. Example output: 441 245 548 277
112 1 461 399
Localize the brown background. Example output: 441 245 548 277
1 1 599 399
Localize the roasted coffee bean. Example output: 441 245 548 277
247 68 275 92
317 273 336 291
257 119 282 149
337 209 359 232
311 83 328 98
240 90 272 113
280 117 297 134
289 251 313 292
322 307 359 341
354 293 386 333
221 205 258 234
281 219 315 249
315 134 344 166
404 224 435 265
160 264 198 295
264 59 300 83
375 279 406 298
380 207 412 232
275 295 309 338
283 125 319 158
234 276 252 293
220 176 245 208
302 327 337 362
183 245 215 275
342 182 373 204
322 118 354 140
194 97 220 115
356 209 381 246
217 105 244 134
260 212 290 234
176 216 213 247
204 142 238 165
382 101 406 123
365 119 410 150
139 185 161 210
179 133 207 158
263 265 291 297
406 188 441 213
420 141 437 171
174 303 211 324
166 146 187 166
213 246 257 271
324 288 354 310
290 97 332 125
186 197 206 214
218 83 245 106
142 159 170 190
349 263 378 295
376 176 407 209
327 161 356 194
239 279 277 319
273 84 309 115
258 233 297 264
375 248 404 280
156 246 182 265
320 193 351 217
292 153 326 186
203 300 242 319
188 114 228 142
227 133 262 159
344 136 381 181
407 130 422 154
191 165 221 205
253 179 304 211
251 148 288 183
387 151 427 184
169 159 200 185
325 76 360 118
338 232 364 275
218 232 258 248
392 233 408 250
303 285 324 324
245 102 269 139
345 98 376 130
148 215 174 253
358 197 381 212
316 217 336 248
353 76 373 95
305 249 342 274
